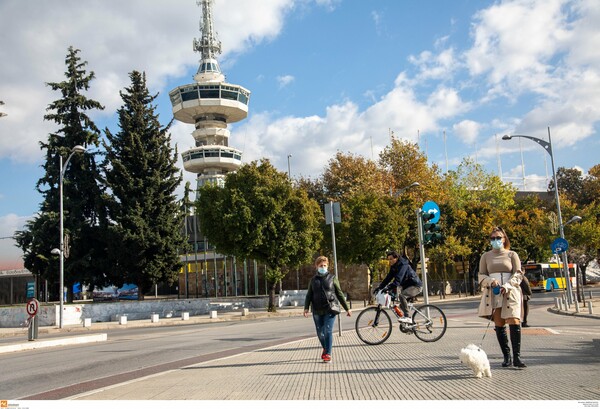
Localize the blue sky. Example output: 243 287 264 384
1 0 599 268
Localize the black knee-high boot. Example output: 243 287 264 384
494 326 512 367
509 324 527 368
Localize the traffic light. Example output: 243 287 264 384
421 211 442 244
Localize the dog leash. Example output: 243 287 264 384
478 308 495 348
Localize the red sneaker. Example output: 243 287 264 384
321 349 326 359
323 354 331 363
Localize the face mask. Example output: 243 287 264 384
490 239 503 250
317 267 328 275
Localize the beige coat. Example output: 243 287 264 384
477 272 524 319
478 250 524 320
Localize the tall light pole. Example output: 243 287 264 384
502 127 575 304
52 145 86 328
563 215 582 302
287 154 292 179
393 182 420 197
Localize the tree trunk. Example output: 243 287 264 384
267 281 278 312
137 279 145 301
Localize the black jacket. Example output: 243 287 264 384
378 256 422 290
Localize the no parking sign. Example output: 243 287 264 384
26 298 39 317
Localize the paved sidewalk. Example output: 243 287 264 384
67 305 600 401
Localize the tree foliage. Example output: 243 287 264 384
446 158 516 210
334 192 405 283
323 152 389 199
197 160 323 311
102 70 184 298
15 46 106 297
379 138 445 255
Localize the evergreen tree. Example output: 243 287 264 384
103 70 184 299
15 46 106 299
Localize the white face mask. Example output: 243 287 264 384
490 239 503 250
317 266 328 275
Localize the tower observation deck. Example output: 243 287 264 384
170 0 250 189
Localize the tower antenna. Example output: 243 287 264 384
194 0 221 61
192 0 224 83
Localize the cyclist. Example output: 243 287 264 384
374 251 422 323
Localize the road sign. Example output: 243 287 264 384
421 201 440 223
551 237 569 254
324 202 341 225
26 298 39 317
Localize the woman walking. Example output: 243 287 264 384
478 226 527 368
304 255 351 363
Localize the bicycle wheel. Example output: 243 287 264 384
355 306 393 345
411 304 447 342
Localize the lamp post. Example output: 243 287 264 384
502 127 575 304
563 215 582 302
52 145 86 328
391 182 420 197
287 154 292 179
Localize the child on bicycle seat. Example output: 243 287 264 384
374 251 423 323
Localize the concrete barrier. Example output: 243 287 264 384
151 313 159 323
181 312 189 320
209 311 217 319
0 296 270 328
83 318 92 328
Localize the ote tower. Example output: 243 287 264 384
169 0 250 191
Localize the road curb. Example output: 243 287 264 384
547 306 600 319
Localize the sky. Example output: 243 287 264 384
1 0 599 269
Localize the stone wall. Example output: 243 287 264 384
280 262 371 302
0 296 270 328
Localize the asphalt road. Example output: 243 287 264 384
2 315 316 399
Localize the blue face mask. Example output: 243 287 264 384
317 267 328 275
490 239 503 250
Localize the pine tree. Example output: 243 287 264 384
15 46 106 300
103 71 184 299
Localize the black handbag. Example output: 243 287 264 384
328 298 341 315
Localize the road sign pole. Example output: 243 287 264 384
325 201 343 336
416 208 429 305
26 298 39 341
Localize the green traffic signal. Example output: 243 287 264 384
421 213 443 244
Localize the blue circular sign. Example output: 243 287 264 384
551 237 569 254
422 201 440 223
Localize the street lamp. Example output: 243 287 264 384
54 145 86 328
502 128 575 304
563 215 583 302
391 182 420 197
287 154 292 179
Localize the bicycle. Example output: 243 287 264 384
355 289 447 344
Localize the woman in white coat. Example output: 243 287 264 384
478 226 526 368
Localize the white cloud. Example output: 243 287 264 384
0 213 29 269
462 0 600 160
277 75 295 89
409 48 459 81
453 120 481 145
465 0 569 93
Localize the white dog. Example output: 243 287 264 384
460 344 492 378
